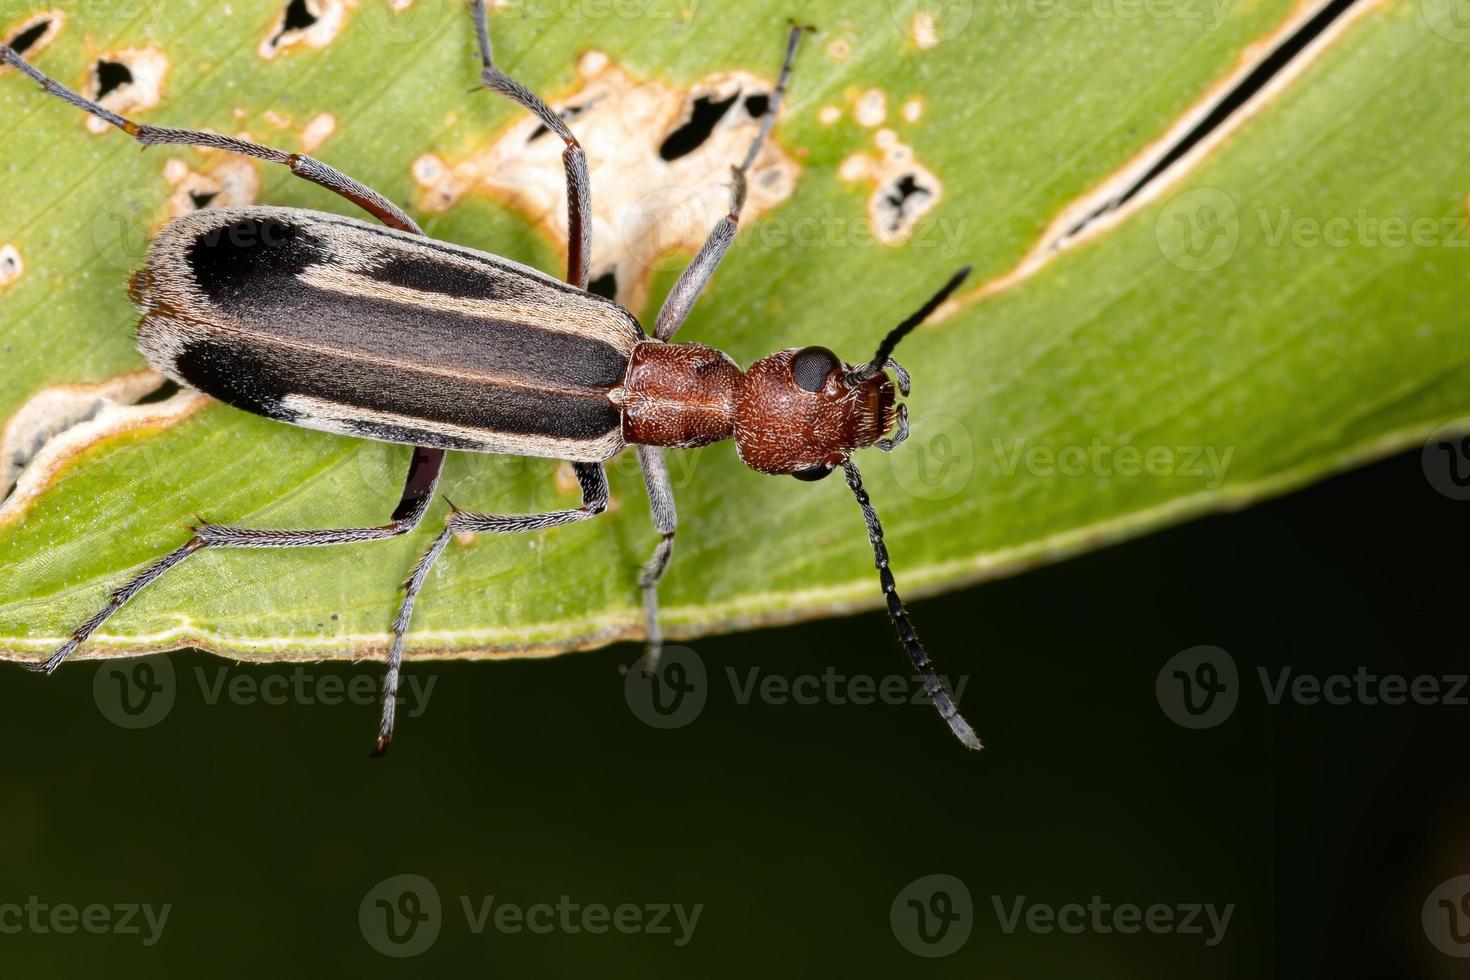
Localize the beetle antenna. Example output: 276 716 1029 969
841 459 981 749
847 266 972 385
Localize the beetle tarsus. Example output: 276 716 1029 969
32 642 75 675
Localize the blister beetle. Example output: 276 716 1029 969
1 1 979 753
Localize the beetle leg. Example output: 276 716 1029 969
652 23 811 342
634 446 677 670
376 461 609 754
0 44 421 234
33 447 447 675
469 0 590 289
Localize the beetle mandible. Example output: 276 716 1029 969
1 1 978 753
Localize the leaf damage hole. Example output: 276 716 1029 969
0 244 21 290
881 173 935 235
912 12 940 50
93 59 132 100
839 129 943 246
527 101 595 144
259 0 350 60
415 52 800 315
82 47 167 134
659 92 742 162
282 0 317 33
3 11 63 62
1060 0 1365 244
588 270 618 300
854 88 887 128
8 20 50 53
163 156 261 218
0 372 206 518
0 243 19 285
932 0 1383 323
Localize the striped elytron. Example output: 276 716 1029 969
1 1 980 753
136 209 639 461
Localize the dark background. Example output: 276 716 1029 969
1 444 1466 977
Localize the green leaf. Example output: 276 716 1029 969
1 0 1466 661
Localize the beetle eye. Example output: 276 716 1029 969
792 464 832 482
790 346 840 392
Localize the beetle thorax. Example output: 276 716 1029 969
619 341 896 475
620 341 743 449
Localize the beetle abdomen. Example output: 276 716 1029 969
132 206 641 462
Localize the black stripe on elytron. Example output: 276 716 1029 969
174 337 622 442
297 210 645 338
183 216 631 391
364 252 524 301
188 216 322 308
307 212 602 304
165 327 302 424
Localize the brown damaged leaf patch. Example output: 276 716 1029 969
412 50 801 316
1 10 64 65
82 46 168 135
933 0 1384 324
0 374 209 528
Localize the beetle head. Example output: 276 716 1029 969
732 266 971 480
727 265 983 752
733 347 898 479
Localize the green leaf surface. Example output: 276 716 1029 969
1 0 1466 661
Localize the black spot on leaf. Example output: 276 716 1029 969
884 173 933 232
94 59 132 100
588 271 618 300
659 91 740 162
283 0 317 32
6 18 52 56
743 93 770 119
